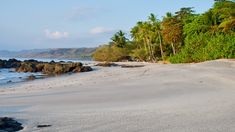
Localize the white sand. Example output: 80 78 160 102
0 59 235 132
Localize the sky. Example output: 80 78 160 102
0 0 214 51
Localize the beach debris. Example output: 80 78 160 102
0 117 23 132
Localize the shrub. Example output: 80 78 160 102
169 33 235 63
93 45 130 62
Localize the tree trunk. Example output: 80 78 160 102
148 36 156 62
145 37 151 61
171 43 176 55
158 32 164 60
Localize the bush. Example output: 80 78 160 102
169 33 235 63
170 33 235 63
130 48 148 61
93 45 130 62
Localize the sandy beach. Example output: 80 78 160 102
0 59 235 132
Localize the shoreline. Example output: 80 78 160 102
0 58 93 86
0 59 235 131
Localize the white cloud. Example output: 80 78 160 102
44 29 69 39
90 27 113 34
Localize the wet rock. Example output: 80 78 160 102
15 63 37 72
7 80 12 83
27 75 36 80
0 58 92 75
0 59 4 68
81 66 93 72
42 63 55 75
72 66 82 73
0 117 23 132
49 60 55 64
5 59 21 68
24 59 39 63
35 64 45 72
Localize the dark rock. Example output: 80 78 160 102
0 59 4 68
121 65 144 68
72 66 82 73
0 117 23 132
54 64 65 74
15 63 37 72
24 59 38 63
42 63 55 75
0 59 92 76
7 80 12 83
37 124 52 128
95 62 118 67
27 75 36 80
81 66 93 72
5 59 21 68
35 64 45 72
49 60 55 64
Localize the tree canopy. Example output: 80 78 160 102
93 0 235 63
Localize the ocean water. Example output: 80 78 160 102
0 57 94 86
0 68 43 85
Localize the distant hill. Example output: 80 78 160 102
0 48 96 60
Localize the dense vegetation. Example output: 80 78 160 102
93 0 235 63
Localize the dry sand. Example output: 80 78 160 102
0 59 235 132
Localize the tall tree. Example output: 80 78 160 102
111 30 128 48
131 14 164 61
175 7 194 21
162 13 183 55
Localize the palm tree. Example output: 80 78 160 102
131 14 164 62
149 13 164 60
111 30 128 48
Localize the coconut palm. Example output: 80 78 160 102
111 30 128 48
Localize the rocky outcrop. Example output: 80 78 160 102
0 117 23 132
0 59 92 75
0 59 21 68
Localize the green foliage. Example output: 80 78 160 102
130 13 163 62
92 0 235 63
170 0 235 63
111 30 128 48
169 33 235 63
131 48 148 61
92 45 130 62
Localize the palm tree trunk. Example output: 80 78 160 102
148 36 155 62
171 43 176 55
145 37 151 61
158 32 164 60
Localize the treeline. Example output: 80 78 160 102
93 0 235 63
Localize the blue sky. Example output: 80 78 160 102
0 0 214 51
